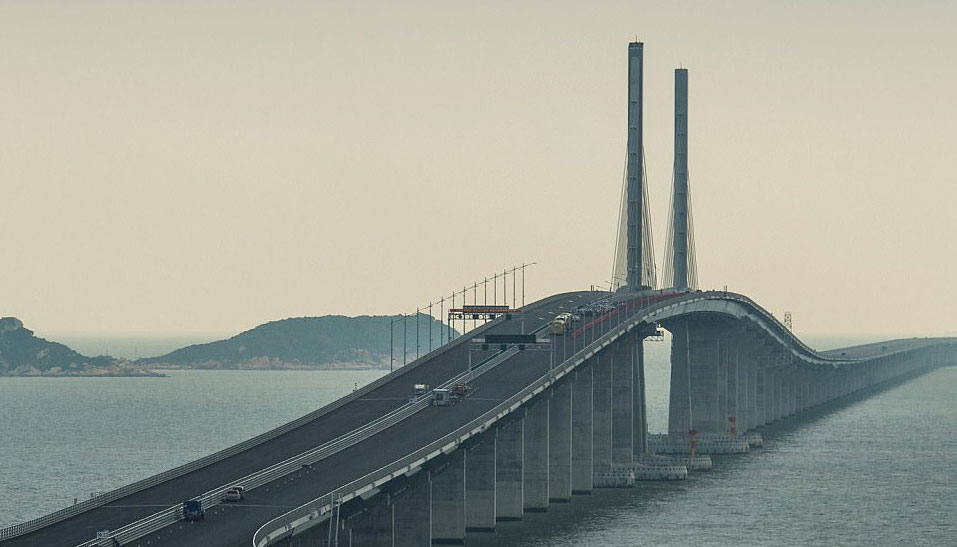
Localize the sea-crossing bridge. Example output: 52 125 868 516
2 42 955 547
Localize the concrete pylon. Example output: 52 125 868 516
393 470 432 547
611 341 634 465
465 432 496 532
668 318 730 436
666 67 696 290
571 367 594 494
495 414 524 520
431 451 466 544
523 398 549 511
592 353 613 474
346 493 393 547
625 41 647 291
548 381 573 502
633 338 649 455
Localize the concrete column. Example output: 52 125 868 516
780 370 791 418
736 337 763 432
611 341 634 465
524 398 549 511
773 367 787 421
725 335 739 434
549 381 572 502
795 369 808 413
465 432 496 532
684 322 728 435
593 353 613 473
633 338 649 455
394 470 432 547
747 348 760 431
431 450 466 544
755 359 767 427
496 415 524 520
716 334 730 434
768 366 779 423
571 366 593 494
790 370 801 413
668 319 691 436
347 493 393 547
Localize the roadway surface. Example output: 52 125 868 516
819 337 957 359
8 291 600 547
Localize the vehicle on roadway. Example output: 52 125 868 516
550 312 573 335
222 486 245 502
432 388 452 406
182 500 204 521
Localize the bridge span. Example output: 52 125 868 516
3 290 954 547
5 40 955 547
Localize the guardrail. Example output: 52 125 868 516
0 293 583 543
75 323 537 547
250 289 938 546
252 300 648 546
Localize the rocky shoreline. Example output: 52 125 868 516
0 361 167 377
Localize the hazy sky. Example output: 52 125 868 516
2 1 955 338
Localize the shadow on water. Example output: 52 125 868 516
466 366 946 547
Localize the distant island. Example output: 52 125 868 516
138 314 450 370
0 317 164 377
0 314 453 376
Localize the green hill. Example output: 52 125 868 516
139 314 455 369
0 317 116 374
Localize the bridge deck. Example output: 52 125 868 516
7 292 597 547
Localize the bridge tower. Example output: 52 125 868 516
613 42 657 292
663 68 698 290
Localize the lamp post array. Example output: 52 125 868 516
386 263 536 373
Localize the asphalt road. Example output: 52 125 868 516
8 291 600 547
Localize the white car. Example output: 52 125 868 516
222 486 246 502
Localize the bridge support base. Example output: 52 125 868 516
431 450 465 544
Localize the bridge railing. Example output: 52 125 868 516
252 296 648 546
74 326 532 547
0 294 584 543
250 288 907 546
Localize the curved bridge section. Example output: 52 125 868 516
249 290 955 547
2 291 954 547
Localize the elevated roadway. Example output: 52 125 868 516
4 292 598 547
6 290 953 547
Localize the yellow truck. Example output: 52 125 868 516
550 312 573 335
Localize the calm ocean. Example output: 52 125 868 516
1 335 954 546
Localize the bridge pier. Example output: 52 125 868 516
592 353 613 477
571 367 594 494
524 398 550 511
431 450 466 544
548 381 573 501
345 493 393 547
495 414 524 520
394 470 432 547
754 355 768 427
668 319 729 436
612 341 634 466
725 336 748 433
465 432 496 532
634 339 649 455
716 332 730 434
738 336 771 432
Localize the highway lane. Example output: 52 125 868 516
7 291 598 547
144 295 601 546
819 337 957 359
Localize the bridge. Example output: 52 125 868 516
3 42 955 547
